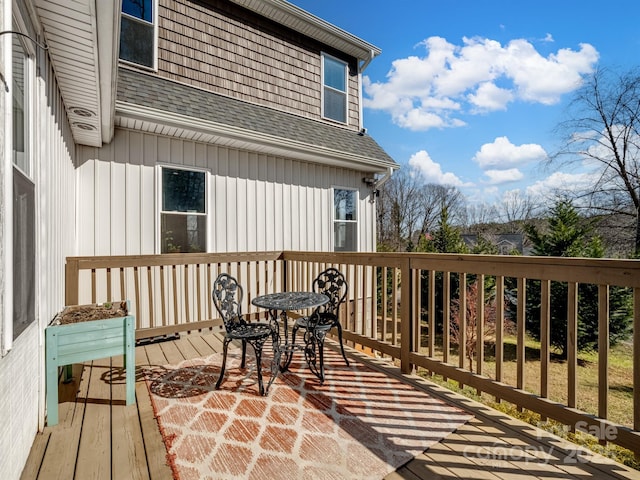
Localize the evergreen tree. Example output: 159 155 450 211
524 200 632 356
418 206 468 253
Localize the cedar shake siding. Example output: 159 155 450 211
157 0 361 129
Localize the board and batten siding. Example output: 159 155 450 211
158 0 361 130
0 50 77 480
76 129 376 256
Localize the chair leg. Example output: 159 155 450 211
304 329 327 383
335 323 349 366
318 334 326 383
215 338 231 390
252 343 265 396
239 339 248 368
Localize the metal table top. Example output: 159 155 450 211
251 291 328 311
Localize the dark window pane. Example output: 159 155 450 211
334 189 356 221
162 168 205 213
122 0 153 22
324 56 346 91
161 214 207 253
324 88 346 123
119 16 154 67
12 33 28 175
334 222 356 252
13 168 35 339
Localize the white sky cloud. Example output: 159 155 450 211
525 171 599 198
483 168 524 184
473 136 547 168
408 150 470 186
363 35 599 131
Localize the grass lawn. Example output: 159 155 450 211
416 336 638 470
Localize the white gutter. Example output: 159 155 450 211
116 101 397 171
375 166 394 190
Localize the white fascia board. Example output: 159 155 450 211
116 101 396 172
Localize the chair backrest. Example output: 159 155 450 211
312 268 348 316
212 273 245 331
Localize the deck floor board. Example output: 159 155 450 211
20 332 640 480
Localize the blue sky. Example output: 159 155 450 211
290 0 640 208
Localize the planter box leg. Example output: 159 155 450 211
45 329 59 426
125 316 135 405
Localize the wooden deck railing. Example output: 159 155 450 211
65 250 640 455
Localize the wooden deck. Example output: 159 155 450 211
21 332 640 480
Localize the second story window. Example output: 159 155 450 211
160 167 207 253
322 53 348 123
120 0 156 69
333 188 357 251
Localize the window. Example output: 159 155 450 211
322 53 348 123
333 189 357 251
12 30 35 341
120 0 156 68
160 167 207 253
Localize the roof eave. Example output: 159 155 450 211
228 0 381 64
115 101 397 173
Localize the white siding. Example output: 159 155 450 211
0 48 76 480
77 129 377 255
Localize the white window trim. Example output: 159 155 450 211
321 52 348 124
119 0 159 72
155 164 209 254
331 186 359 252
2 9 36 356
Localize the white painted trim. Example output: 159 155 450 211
115 101 396 172
331 186 359 252
321 52 348 125
229 0 380 62
156 164 210 254
118 0 158 72
2 0 14 356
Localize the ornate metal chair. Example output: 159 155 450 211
291 267 349 382
212 273 279 395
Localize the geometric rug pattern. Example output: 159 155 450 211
145 347 473 480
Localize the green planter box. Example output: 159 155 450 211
45 301 135 426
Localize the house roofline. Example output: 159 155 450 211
115 101 397 173
229 0 381 68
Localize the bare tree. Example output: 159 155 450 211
499 190 537 223
552 67 640 255
377 169 467 251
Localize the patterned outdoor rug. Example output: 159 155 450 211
144 346 473 480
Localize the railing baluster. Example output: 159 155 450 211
516 277 526 410
147 266 154 329
160 265 167 327
459 272 466 389
495 275 504 402
427 269 435 358
106 268 112 302
476 274 485 380
598 284 609 438
443 271 450 379
540 279 550 413
568 282 578 410
634 287 640 431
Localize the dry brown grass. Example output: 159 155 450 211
416 335 638 469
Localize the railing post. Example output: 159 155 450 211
65 257 80 306
400 257 413 374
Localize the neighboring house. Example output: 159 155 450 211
462 233 525 255
0 0 397 477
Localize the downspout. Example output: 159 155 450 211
358 49 376 132
374 166 394 190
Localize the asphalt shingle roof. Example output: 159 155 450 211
117 68 397 166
